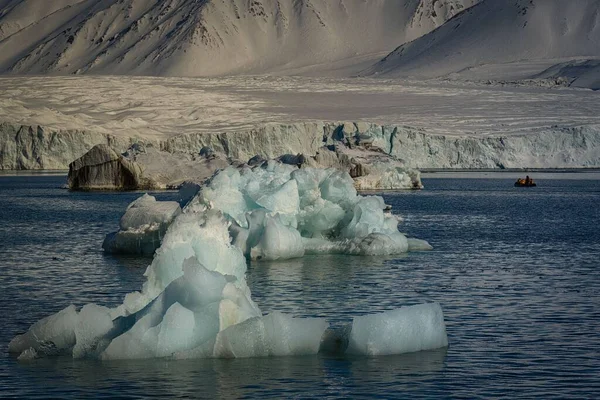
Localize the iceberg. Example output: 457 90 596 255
319 303 448 357
105 162 430 260
9 164 446 361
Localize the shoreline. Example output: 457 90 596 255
0 170 67 176
3 168 600 181
421 167 600 173
421 169 600 180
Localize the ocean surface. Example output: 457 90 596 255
0 172 599 399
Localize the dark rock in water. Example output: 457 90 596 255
68 144 145 190
68 144 230 191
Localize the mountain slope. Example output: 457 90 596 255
0 0 476 76
364 0 600 80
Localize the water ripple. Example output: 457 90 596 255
1 176 599 398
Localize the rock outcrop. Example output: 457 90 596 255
68 143 231 190
68 144 145 190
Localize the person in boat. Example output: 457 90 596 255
515 176 535 186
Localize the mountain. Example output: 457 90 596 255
364 0 600 83
0 0 476 76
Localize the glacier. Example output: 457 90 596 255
105 162 431 258
2 76 600 174
3 119 600 174
9 163 446 361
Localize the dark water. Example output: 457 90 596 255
1 174 599 399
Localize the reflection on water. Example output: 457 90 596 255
248 254 432 325
9 350 447 399
1 175 600 399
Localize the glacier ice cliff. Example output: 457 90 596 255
68 143 231 190
3 121 599 174
0 122 133 170
9 164 447 360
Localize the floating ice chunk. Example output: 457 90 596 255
213 312 329 358
101 298 225 360
164 258 228 311
119 194 181 231
155 303 199 357
354 232 409 256
407 238 434 251
101 310 164 360
353 166 421 190
9 304 114 359
102 229 161 257
302 232 408 256
8 305 79 356
122 210 253 316
347 303 448 356
103 194 181 256
229 210 267 256
291 167 331 198
301 237 348 254
197 168 249 226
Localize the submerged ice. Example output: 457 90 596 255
10 164 446 361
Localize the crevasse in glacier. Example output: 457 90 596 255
9 163 446 361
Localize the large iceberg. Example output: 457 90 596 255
106 162 431 259
9 164 446 361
